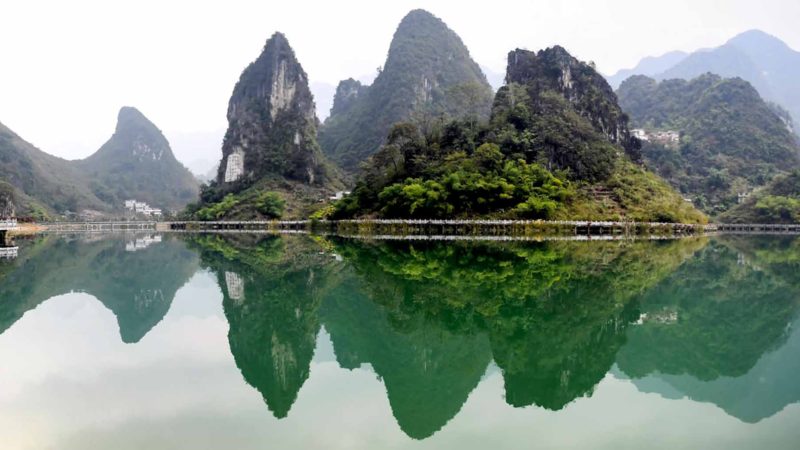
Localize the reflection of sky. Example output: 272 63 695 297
1 273 800 449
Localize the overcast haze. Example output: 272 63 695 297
1 0 799 174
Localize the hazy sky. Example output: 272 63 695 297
1 0 799 173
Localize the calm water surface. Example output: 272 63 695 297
1 233 799 449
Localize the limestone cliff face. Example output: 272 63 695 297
0 182 15 218
218 32 325 188
505 46 641 161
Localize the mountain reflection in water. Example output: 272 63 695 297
0 232 799 445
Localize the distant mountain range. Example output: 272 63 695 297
0 107 198 218
609 30 800 128
606 51 689 89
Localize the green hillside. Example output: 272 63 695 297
330 46 705 223
319 9 494 172
617 74 800 215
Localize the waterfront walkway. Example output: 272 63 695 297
37 219 800 235
0 219 18 231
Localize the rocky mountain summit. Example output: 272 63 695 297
192 32 342 220
504 46 642 164
216 32 328 188
80 107 199 211
320 9 494 172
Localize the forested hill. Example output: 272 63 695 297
720 171 800 223
658 30 800 131
0 121 107 218
608 30 800 136
0 109 199 218
80 107 199 211
617 74 800 215
319 9 494 173
328 46 704 224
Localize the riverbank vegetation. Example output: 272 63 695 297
720 170 800 223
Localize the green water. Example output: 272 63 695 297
1 233 799 449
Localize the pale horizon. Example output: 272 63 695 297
1 0 798 174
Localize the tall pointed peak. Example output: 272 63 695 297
506 45 587 86
399 9 441 24
216 29 329 189
261 31 294 57
115 106 159 134
387 8 475 65
319 9 493 172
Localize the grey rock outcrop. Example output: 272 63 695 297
217 32 326 187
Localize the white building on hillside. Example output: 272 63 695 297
124 199 162 217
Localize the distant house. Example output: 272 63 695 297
633 129 680 146
632 129 649 142
329 191 351 201
124 199 162 217
738 192 751 204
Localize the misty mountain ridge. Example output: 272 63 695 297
606 50 688 89
612 29 800 128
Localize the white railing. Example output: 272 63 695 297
0 219 17 229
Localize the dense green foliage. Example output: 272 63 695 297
720 170 800 223
319 9 494 172
333 46 704 223
187 169 340 220
334 126 574 219
188 184 288 221
618 74 800 215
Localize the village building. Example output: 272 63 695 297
124 199 163 217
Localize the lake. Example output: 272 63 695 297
1 232 799 449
